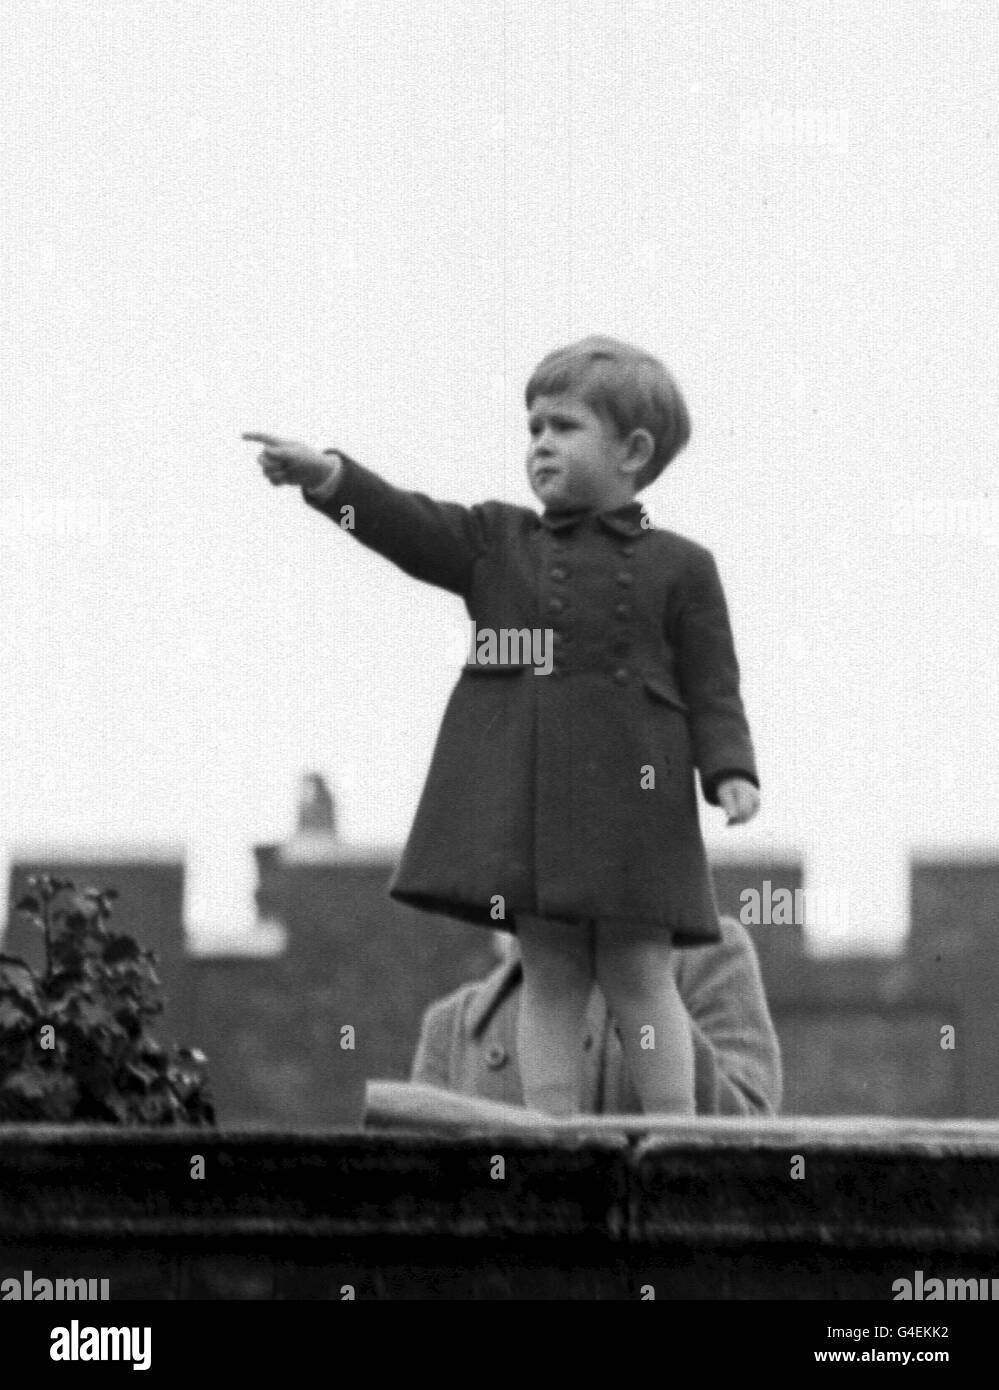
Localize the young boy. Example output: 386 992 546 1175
244 336 760 1116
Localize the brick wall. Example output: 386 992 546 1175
5 851 998 1123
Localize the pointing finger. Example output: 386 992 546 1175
242 432 284 447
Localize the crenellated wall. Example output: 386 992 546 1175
3 851 997 1124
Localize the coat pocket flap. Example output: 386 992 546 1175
641 674 689 712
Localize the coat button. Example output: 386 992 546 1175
614 603 630 619
485 1044 508 1070
620 545 635 556
550 565 568 581
616 571 633 587
613 668 630 685
548 596 565 614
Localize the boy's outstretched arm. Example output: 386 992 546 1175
243 432 489 597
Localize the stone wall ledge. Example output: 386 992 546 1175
1 1117 998 1248
4 1119 999 1297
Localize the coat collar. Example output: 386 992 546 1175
538 499 650 538
467 955 523 1037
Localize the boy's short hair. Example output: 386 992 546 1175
525 336 691 490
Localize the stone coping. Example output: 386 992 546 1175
4 1113 999 1145
0 1118 998 1254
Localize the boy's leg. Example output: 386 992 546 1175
516 916 593 1116
593 923 695 1115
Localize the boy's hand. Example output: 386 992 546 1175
717 778 760 826
242 432 339 492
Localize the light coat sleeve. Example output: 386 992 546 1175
410 996 457 1089
676 916 783 1115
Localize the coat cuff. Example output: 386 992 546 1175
302 450 346 503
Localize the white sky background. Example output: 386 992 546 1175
1 0 995 951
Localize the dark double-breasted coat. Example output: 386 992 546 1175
304 454 758 945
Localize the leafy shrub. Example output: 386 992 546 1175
0 874 214 1124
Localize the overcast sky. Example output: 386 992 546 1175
2 0 995 951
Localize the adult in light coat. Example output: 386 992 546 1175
412 914 782 1115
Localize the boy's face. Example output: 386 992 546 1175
525 394 638 512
